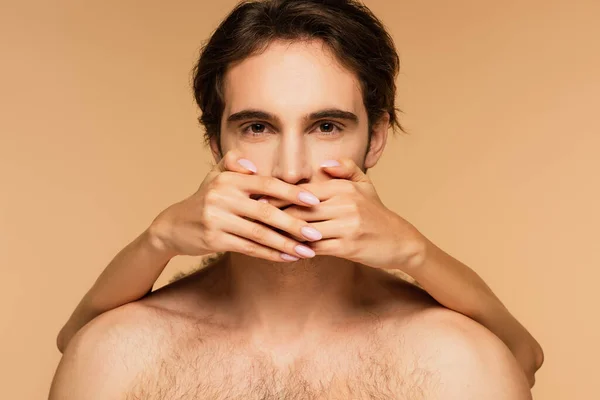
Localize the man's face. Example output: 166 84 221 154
212 39 387 185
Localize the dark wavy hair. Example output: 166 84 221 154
191 0 408 155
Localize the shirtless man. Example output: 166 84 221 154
49 1 543 398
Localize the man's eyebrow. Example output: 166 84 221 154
307 109 359 124
227 110 278 124
226 108 359 125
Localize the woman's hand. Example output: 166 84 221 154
147 149 323 262
257 158 427 272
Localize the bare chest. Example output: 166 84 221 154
125 327 434 400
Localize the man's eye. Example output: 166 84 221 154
242 123 268 136
250 123 266 133
317 122 341 135
320 123 334 132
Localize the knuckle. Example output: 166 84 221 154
203 230 215 247
241 241 258 257
260 176 275 193
204 188 220 206
199 201 212 221
343 181 357 194
224 150 238 164
212 173 225 186
200 208 219 235
268 249 284 262
258 202 273 220
295 220 307 235
286 215 304 235
250 224 267 242
349 218 362 237
340 201 358 215
284 238 299 255
213 172 231 188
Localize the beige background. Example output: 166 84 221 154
1 0 598 398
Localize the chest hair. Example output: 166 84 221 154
125 328 438 400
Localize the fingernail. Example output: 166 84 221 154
295 245 316 258
320 160 340 168
258 198 269 204
301 226 322 241
281 253 299 261
298 191 320 205
237 158 257 173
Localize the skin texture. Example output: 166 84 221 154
49 39 533 399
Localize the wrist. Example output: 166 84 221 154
141 226 177 262
398 232 433 277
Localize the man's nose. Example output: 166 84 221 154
271 137 312 185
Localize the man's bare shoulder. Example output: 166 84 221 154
396 307 532 399
49 303 170 400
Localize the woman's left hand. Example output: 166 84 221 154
260 158 427 272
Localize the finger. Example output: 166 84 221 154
281 201 342 222
290 179 355 201
213 149 257 175
217 232 301 263
320 158 370 183
237 175 321 207
224 196 323 243
258 180 350 209
249 159 368 205
256 196 294 209
306 238 344 257
304 219 348 240
223 214 317 259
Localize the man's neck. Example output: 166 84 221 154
219 251 369 340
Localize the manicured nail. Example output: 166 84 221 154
281 253 299 261
237 158 257 173
298 191 320 205
301 226 322 241
295 245 316 258
320 160 341 168
258 198 269 204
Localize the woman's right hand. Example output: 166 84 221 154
146 150 323 262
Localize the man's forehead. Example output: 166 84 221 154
222 40 365 120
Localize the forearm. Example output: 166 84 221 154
407 236 544 386
57 228 172 353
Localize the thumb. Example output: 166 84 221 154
320 158 369 182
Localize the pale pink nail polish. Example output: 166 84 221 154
281 253 299 261
301 226 322 241
295 245 315 258
237 158 257 173
320 160 340 167
298 191 320 205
